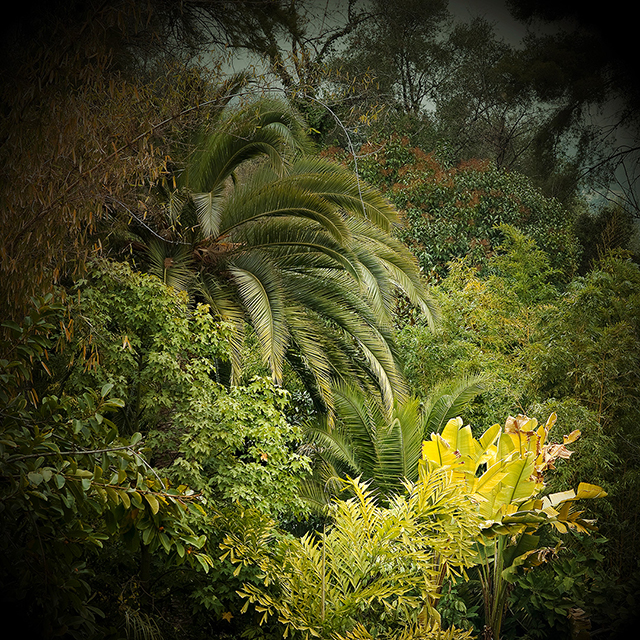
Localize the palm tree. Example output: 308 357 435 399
301 375 487 508
125 96 438 414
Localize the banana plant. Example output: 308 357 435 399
420 413 607 640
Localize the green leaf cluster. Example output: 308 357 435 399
0 295 213 636
221 469 483 640
63 259 311 518
323 138 580 283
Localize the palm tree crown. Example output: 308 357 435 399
128 96 438 414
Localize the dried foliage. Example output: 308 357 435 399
0 0 266 322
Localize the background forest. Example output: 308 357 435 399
1 1 639 639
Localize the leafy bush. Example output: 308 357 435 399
322 137 581 282
0 295 211 637
0 262 315 637
221 471 483 640
61 259 311 518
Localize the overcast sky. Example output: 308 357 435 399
450 0 527 41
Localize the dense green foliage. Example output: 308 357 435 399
395 226 557 442
526 252 640 588
2 1 640 638
322 139 580 282
396 232 640 638
65 260 311 515
0 264 315 637
222 471 481 640
0 295 212 636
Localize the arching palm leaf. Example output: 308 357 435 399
421 374 489 436
302 376 487 508
145 237 195 292
285 156 398 231
228 252 288 384
182 97 311 191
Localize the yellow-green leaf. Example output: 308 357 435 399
440 417 463 448
422 434 460 467
576 482 607 500
144 493 160 515
479 423 501 453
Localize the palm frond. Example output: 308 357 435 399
376 416 410 496
197 271 247 384
192 187 225 238
297 473 335 514
351 250 395 324
332 384 382 478
282 269 406 408
391 396 425 484
223 176 351 245
165 188 189 226
183 98 311 192
301 377 486 505
305 417 365 480
285 308 336 416
145 238 195 291
422 374 489 436
228 252 289 384
353 339 402 412
237 216 362 281
285 157 399 231
347 216 441 328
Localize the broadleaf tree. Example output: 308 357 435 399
0 294 213 637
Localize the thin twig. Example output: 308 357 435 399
9 443 138 462
300 91 368 219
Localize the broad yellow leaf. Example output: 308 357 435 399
563 430 581 445
576 482 607 500
441 417 463 448
422 434 460 467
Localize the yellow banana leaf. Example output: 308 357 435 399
479 423 501 452
576 482 608 500
493 455 536 507
440 417 464 448
471 457 513 497
496 431 516 462
563 429 580 444
421 413 606 533
421 434 461 468
542 489 577 509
